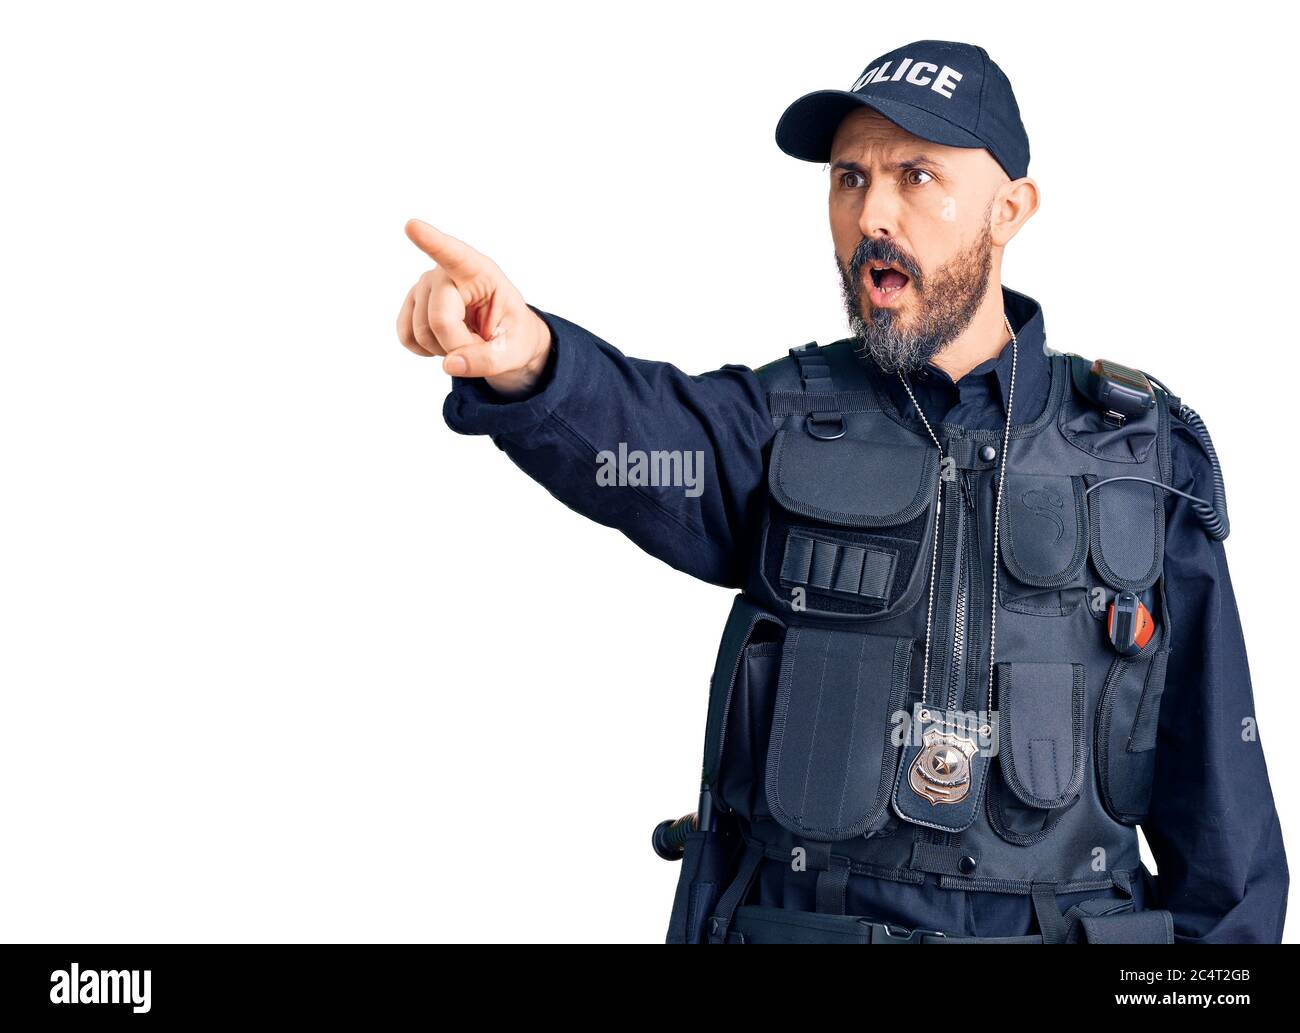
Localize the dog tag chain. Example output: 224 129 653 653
890 315 1018 828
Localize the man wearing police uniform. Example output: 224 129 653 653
396 40 1287 943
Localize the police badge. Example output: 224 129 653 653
893 705 999 832
909 723 981 804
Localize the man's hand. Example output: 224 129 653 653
397 219 553 398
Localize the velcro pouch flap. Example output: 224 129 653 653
769 427 937 528
997 661 1086 810
764 626 911 841
1086 475 1163 591
1000 474 1088 587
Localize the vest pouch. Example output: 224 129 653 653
703 596 784 821
998 473 1090 616
988 661 1087 845
762 419 938 622
1075 908 1174 944
1096 623 1169 825
764 625 912 841
1061 386 1159 464
1086 474 1164 594
715 641 781 821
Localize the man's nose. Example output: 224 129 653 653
858 183 901 240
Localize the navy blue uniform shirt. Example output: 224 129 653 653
443 285 1288 943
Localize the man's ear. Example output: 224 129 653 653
990 177 1040 246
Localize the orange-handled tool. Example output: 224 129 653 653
1107 590 1155 655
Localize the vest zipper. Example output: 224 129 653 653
963 478 985 712
931 475 960 706
960 468 976 511
939 467 977 711
959 471 983 711
947 536 967 711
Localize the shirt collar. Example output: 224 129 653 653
869 284 1050 427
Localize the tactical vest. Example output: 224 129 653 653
663 338 1181 945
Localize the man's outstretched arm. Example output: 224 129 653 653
1141 423 1289 942
397 220 774 588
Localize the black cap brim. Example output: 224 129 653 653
776 89 986 162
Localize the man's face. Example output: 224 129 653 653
829 107 1006 372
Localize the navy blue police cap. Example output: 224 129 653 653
775 40 1030 180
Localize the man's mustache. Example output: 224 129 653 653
848 239 924 294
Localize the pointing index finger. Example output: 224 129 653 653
404 219 487 282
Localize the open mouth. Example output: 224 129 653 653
864 261 912 309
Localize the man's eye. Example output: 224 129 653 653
905 169 933 186
840 171 866 189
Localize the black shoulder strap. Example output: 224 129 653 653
757 342 881 430
789 343 845 439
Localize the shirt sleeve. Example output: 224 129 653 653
1141 420 1290 942
442 304 775 588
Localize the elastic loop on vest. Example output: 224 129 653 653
779 532 895 601
1031 882 1069 944
815 857 852 915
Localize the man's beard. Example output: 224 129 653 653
836 218 994 374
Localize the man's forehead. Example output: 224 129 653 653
831 109 933 157
829 108 977 169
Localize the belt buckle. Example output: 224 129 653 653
868 921 947 944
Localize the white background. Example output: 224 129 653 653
1 0 1295 943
